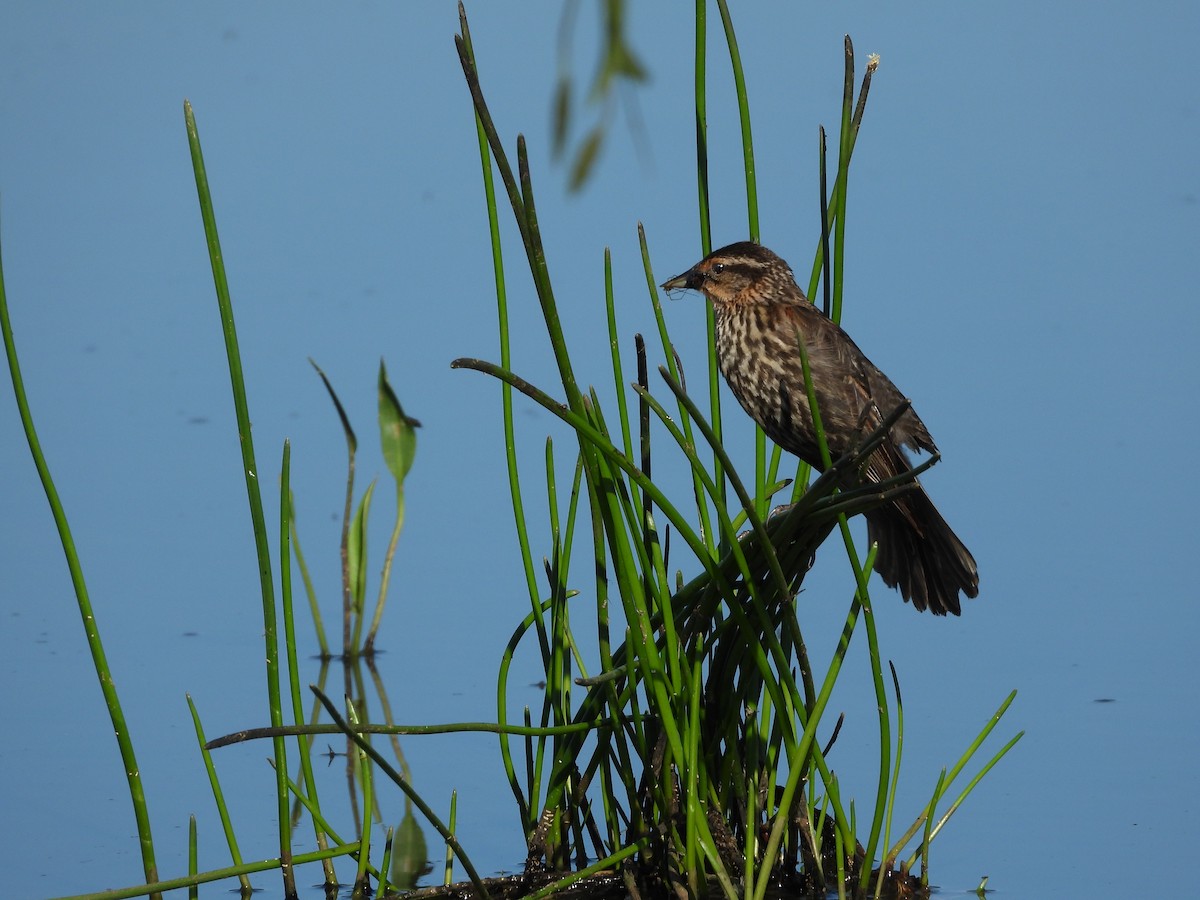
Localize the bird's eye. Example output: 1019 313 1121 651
711 263 725 274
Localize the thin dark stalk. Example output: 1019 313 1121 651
637 224 716 553
280 448 335 887
308 359 356 659
805 45 879 316
456 10 583 416
818 125 832 318
831 35 854 326
206 709 610 749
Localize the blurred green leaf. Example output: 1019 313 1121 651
553 0 648 191
389 806 429 890
568 125 605 193
378 360 420 487
551 76 572 158
592 0 647 98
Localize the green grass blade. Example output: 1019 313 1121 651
461 13 554 838
377 826 395 896
279 446 335 886
603 247 636 463
690 0 727 516
52 846 360 900
346 699 373 895
288 495 329 657
712 0 771 516
444 790 458 886
184 99 293 897
875 661 905 895
831 36 854 326
188 816 198 900
347 480 376 652
1 210 161 896
186 694 253 893
818 125 832 318
928 730 1025 849
714 0 758 243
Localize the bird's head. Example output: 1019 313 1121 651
660 241 795 308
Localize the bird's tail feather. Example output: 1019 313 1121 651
866 487 978 615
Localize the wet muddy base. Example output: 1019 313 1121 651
387 862 927 900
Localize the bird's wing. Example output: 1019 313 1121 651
797 300 939 457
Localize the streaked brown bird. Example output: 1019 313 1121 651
661 241 978 615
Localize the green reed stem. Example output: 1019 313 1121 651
460 14 552 839
637 224 716 553
347 699 373 895
691 0 726 520
188 816 198 900
347 481 375 654
280 448 334 886
377 827 395 898
818 126 832 318
186 695 254 893
894 693 1023 868
444 790 458 885
831 37 854 326
289 496 329 657
920 768 946 884
1 217 161 897
875 661 905 896
603 248 635 463
367 361 418 653
751 321 880 899
457 11 583 417
806 42 878 325
713 0 768 519
923 730 1024 848
715 0 758 244
184 99 293 897
54 844 361 900
791 314 891 892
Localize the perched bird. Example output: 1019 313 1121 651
661 241 978 615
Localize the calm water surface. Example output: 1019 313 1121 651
3 4 1198 898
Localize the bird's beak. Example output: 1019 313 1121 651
660 267 701 292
